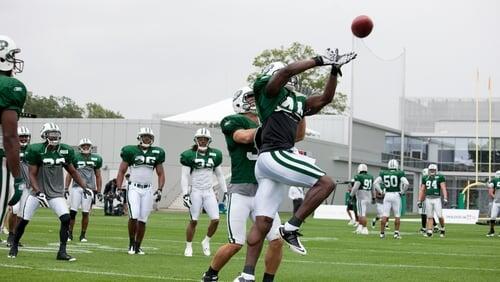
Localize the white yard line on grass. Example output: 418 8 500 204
0 263 199 281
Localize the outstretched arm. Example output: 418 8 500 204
304 74 338 116
265 59 317 98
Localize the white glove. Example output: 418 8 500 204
153 189 162 203
183 194 192 209
35 192 49 208
314 48 357 76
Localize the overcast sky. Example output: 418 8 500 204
2 0 499 119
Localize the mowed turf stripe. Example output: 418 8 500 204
0 263 200 281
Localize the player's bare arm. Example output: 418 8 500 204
440 182 448 201
95 168 102 193
64 173 72 190
116 161 129 189
233 128 257 144
29 164 41 193
2 110 21 177
488 184 495 199
155 163 165 191
418 183 426 203
295 118 306 142
265 59 317 97
65 163 87 188
304 75 338 116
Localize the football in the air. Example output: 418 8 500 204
351 15 373 38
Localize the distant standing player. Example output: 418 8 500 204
418 164 447 238
486 170 500 237
181 128 227 257
9 123 90 261
0 35 28 226
373 159 409 239
350 164 373 235
65 138 103 242
116 127 165 255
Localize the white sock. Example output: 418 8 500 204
284 222 299 232
242 273 255 280
186 242 192 248
204 236 211 242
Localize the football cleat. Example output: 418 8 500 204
68 232 73 242
433 226 440 233
184 245 193 257
201 239 211 256
486 232 495 237
425 232 433 238
56 252 76 261
8 244 18 258
79 236 87 242
233 274 255 282
393 232 401 239
278 225 307 255
128 245 135 255
371 219 377 229
347 219 355 226
440 230 445 238
360 227 369 235
135 248 145 255
202 272 218 282
419 227 426 234
379 233 385 239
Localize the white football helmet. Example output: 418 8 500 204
261 61 298 91
194 128 212 152
17 126 31 147
0 35 24 73
40 123 61 146
78 138 93 154
137 127 154 148
496 170 500 178
357 163 368 173
232 86 256 114
428 164 438 175
422 168 429 177
387 159 399 170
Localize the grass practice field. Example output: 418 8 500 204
0 208 499 281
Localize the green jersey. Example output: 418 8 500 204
120 145 165 185
378 169 406 192
0 75 27 117
180 147 223 191
26 143 75 199
220 114 259 184
354 173 374 191
253 75 307 153
71 152 103 189
422 174 446 197
489 177 500 203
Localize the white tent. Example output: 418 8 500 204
164 98 320 137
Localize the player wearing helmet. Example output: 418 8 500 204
0 35 28 228
235 48 357 281
373 159 409 239
116 127 165 255
181 127 227 257
9 123 89 261
202 87 284 282
486 170 500 237
419 164 448 238
64 137 103 242
350 164 374 235
5 126 31 247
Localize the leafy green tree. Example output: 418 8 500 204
23 93 123 118
86 102 123 118
247 42 348 114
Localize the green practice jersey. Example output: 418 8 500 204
253 75 307 153
180 147 223 171
489 177 500 203
220 114 258 184
354 173 374 191
72 152 103 189
0 75 27 117
422 174 446 197
120 145 165 185
26 143 75 199
379 169 406 192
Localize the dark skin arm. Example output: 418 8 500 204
65 163 87 188
265 59 317 98
95 168 102 193
116 161 129 189
2 110 21 178
155 164 165 191
295 118 306 142
304 73 338 116
29 164 41 194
